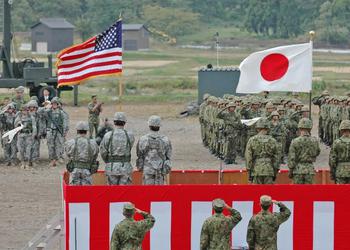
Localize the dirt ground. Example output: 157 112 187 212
0 103 330 249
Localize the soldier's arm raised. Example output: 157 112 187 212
273 201 291 225
135 208 156 232
225 203 242 228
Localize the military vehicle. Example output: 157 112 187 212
0 0 72 98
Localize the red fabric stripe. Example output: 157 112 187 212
293 199 313 249
58 68 122 85
60 49 95 62
90 196 110 250
58 37 95 58
334 200 350 250
58 52 122 69
58 60 122 76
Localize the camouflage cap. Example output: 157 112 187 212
260 195 272 206
148 115 161 127
321 90 330 96
123 202 135 213
212 198 225 209
271 111 280 117
30 96 39 102
5 103 15 110
256 118 270 129
76 121 89 131
265 102 274 109
114 112 127 122
51 97 60 104
15 86 25 93
301 106 310 112
298 118 313 129
203 93 210 100
227 102 236 108
339 120 350 130
27 100 38 108
277 105 285 111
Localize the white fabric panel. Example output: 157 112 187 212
232 201 254 249
273 201 294 250
313 202 334 250
69 203 90 250
109 202 127 240
191 202 212 250
150 202 172 250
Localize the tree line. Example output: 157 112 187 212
11 0 350 45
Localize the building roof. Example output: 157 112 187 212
31 18 75 29
122 24 145 31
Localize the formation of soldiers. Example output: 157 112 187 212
313 90 350 146
0 86 69 169
109 195 290 250
200 92 350 184
67 100 172 186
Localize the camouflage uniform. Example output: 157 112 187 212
65 121 99 185
329 120 350 184
247 196 291 250
110 203 155 250
15 107 37 168
100 112 135 185
270 111 287 163
39 98 69 163
217 102 243 164
245 118 279 184
288 118 320 184
200 199 242 250
28 100 41 161
88 97 102 138
136 115 172 185
95 119 113 145
12 86 26 111
0 103 17 165
199 94 210 147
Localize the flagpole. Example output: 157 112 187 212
118 13 123 112
309 30 315 119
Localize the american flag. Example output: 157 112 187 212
57 19 122 87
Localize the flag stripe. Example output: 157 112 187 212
58 69 122 85
57 37 95 58
59 44 95 59
58 64 122 80
58 54 122 71
58 59 122 76
58 48 122 67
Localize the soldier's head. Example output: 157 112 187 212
262 91 269 98
148 115 161 131
212 198 225 213
339 120 350 136
227 102 236 112
3 97 10 106
76 121 89 135
265 102 274 113
21 104 29 113
298 118 313 135
51 97 60 109
295 102 303 111
27 100 38 112
203 93 210 101
123 202 135 218
114 112 127 127
301 106 310 118
15 86 25 98
256 118 270 134
260 195 272 210
6 103 15 114
271 111 280 122
91 95 97 103
321 90 330 97
277 105 285 116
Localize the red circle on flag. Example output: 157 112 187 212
260 53 289 82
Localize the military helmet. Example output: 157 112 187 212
260 195 272 206
321 90 330 96
271 111 280 117
148 115 161 127
6 103 15 110
203 93 210 100
339 120 350 131
76 121 89 131
15 86 25 93
51 97 60 104
265 102 274 109
256 118 270 129
227 102 236 108
212 198 225 209
301 106 309 112
27 100 38 108
123 202 135 215
114 112 127 122
298 118 313 129
277 105 285 111
30 96 39 102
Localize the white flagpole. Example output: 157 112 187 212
309 30 315 119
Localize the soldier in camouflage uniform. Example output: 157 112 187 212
245 118 279 184
200 198 242 250
100 112 135 185
262 102 274 118
270 111 287 163
217 102 243 164
199 94 210 147
0 103 18 165
88 95 103 138
65 121 99 185
329 120 350 184
110 202 155 250
39 97 69 167
27 100 41 162
95 118 113 145
136 115 172 185
288 118 320 184
247 195 291 250
12 86 26 111
15 104 36 169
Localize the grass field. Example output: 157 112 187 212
5 43 350 106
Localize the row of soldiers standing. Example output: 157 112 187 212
199 93 310 165
0 86 69 169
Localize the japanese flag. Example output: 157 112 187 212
236 42 312 93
